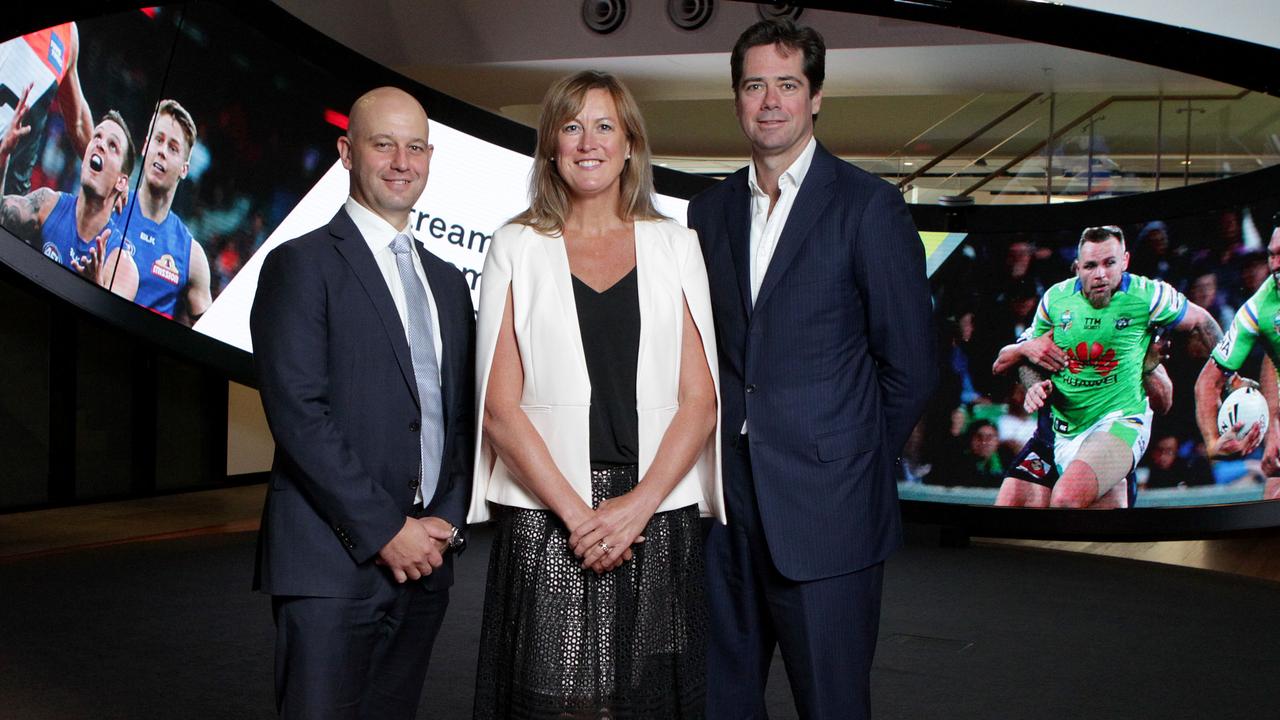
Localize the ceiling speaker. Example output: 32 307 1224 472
668 0 714 30
756 3 803 21
583 0 628 34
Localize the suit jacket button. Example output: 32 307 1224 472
409 420 421 432
409 479 421 490
746 384 757 394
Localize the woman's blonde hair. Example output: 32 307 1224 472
512 70 665 234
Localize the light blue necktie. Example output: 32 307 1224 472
390 232 443 504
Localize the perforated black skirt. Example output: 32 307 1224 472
473 465 707 719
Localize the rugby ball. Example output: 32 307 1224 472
1217 386 1270 438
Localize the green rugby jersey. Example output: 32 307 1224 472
1212 276 1280 372
1028 273 1187 437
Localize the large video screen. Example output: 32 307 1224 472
0 4 688 351
5 3 1280 514
907 203 1280 508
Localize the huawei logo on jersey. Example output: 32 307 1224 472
1065 341 1118 376
151 254 180 285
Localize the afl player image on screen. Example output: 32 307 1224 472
119 99 211 324
1 110 138 299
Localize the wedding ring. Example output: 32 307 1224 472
599 541 612 552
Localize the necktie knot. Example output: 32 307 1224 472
390 232 413 256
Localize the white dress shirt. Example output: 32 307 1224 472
345 197 443 505
747 136 817 305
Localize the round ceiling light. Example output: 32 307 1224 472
583 0 628 34
668 0 714 31
757 3 804 22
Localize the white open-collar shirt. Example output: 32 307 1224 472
746 135 817 305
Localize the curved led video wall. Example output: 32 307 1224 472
4 0 1280 535
0 4 692 354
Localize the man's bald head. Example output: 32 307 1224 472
338 87 433 228
347 87 428 140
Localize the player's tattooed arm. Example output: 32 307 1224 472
1144 364 1173 415
1017 363 1046 392
1177 302 1224 358
0 188 57 246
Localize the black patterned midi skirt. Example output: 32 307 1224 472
473 465 707 719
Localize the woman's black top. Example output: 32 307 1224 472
571 266 640 468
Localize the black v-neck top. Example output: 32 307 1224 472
571 267 641 468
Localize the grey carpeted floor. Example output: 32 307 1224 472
2 524 1278 719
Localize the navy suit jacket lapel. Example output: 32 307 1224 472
330 209 420 408
724 170 753 319
753 143 837 312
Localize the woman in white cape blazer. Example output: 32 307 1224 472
468 218 724 525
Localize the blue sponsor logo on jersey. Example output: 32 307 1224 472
1115 316 1131 330
47 33 66 75
42 242 60 263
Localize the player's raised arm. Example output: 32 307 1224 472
57 23 94 159
0 83 34 169
0 187 58 246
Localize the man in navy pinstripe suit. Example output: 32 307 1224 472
688 19 936 719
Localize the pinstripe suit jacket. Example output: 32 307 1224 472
688 142 936 581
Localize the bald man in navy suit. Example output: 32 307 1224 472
251 87 475 720
688 20 936 719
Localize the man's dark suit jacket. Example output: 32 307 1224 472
251 208 476 598
689 142 936 582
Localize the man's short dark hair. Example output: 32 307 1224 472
101 109 136 180
730 18 826 97
1079 225 1125 252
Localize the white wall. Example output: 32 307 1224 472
227 382 273 476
